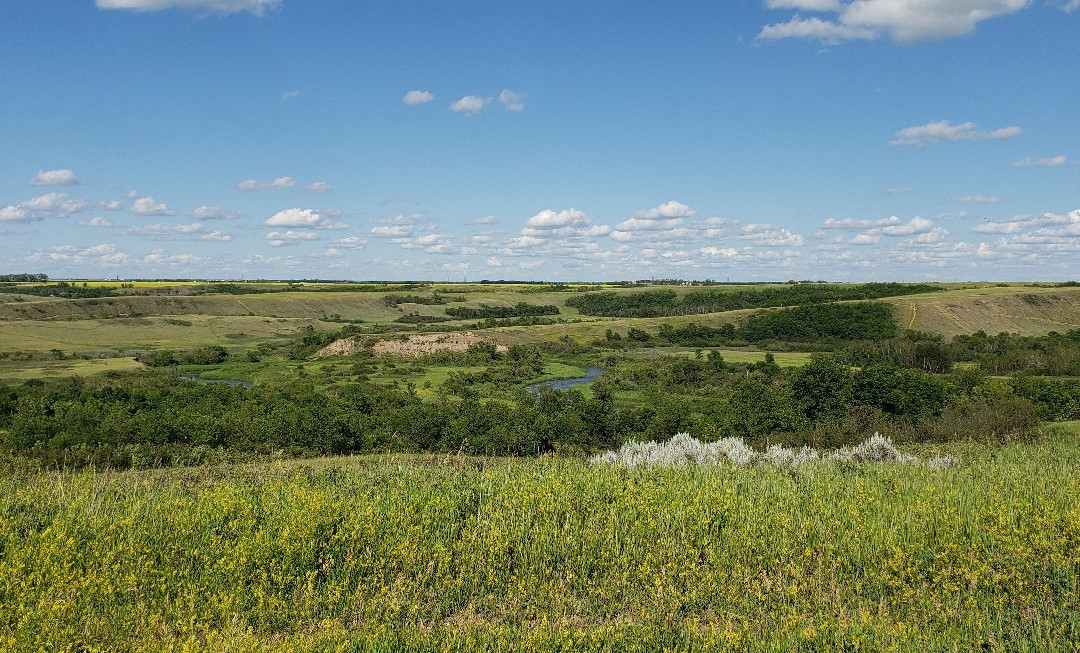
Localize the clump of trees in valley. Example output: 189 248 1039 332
445 303 560 319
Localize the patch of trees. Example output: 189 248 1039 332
565 282 938 318
0 373 617 467
606 302 898 347
471 316 560 329
383 294 451 307
601 353 1041 448
135 345 232 367
441 349 547 397
445 303 560 319
949 330 1080 376
0 273 49 282
1011 376 1080 421
840 329 1080 376
394 313 452 324
843 331 953 373
738 302 898 342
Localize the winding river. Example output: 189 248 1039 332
526 367 603 393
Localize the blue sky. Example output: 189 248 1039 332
1 0 1077 282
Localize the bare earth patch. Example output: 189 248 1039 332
320 331 507 358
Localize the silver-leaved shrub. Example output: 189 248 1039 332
591 432 954 469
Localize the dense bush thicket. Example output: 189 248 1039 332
845 329 1080 376
566 282 938 317
3 344 1061 468
445 303 560 319
950 329 1080 375
740 302 898 341
0 374 617 467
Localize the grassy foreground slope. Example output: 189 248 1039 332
3 425 1078 652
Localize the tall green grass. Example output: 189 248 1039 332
2 429 1079 651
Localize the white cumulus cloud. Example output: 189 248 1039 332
450 95 491 116
266 230 319 247
30 169 81 186
95 0 280 16
890 120 1022 146
759 16 876 42
760 0 1031 43
880 216 934 236
1011 154 1069 167
1 193 90 222
822 216 903 229
370 224 414 238
525 209 591 229
238 176 297 191
402 90 434 105
193 205 245 220
635 200 696 220
264 208 345 230
498 90 525 112
132 196 177 216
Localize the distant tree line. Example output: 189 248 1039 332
0 282 115 299
566 282 939 318
0 273 49 282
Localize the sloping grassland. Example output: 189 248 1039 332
886 285 1080 337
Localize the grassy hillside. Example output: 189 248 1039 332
886 285 1080 337
0 315 338 355
2 425 1077 651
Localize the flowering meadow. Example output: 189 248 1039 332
2 426 1079 652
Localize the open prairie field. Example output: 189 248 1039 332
625 347 814 367
0 357 145 381
2 423 1077 651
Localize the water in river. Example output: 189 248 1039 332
526 367 603 393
